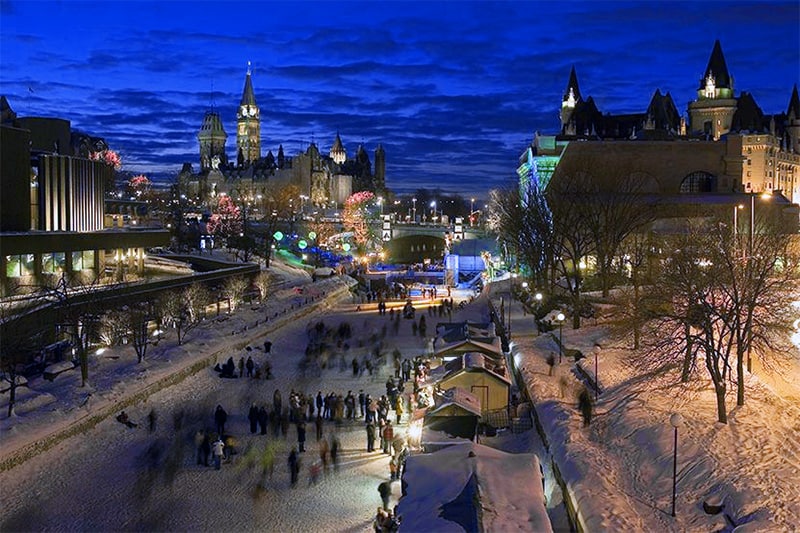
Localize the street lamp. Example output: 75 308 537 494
669 413 683 517
534 293 543 335
746 191 772 372
412 198 417 223
556 312 565 363
430 200 437 223
593 344 601 401
470 198 475 226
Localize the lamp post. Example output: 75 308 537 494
412 198 417 223
535 293 543 335
593 344 601 401
470 198 475 226
556 312 565 363
746 192 772 372
430 200 437 223
669 413 683 517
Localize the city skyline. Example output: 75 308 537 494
1 1 798 196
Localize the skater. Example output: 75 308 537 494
378 480 392 510
246 356 255 378
147 408 157 433
248 403 259 434
382 421 394 454
238 357 245 378
258 405 269 435
359 389 366 417
366 422 376 452
395 396 404 425
194 429 209 466
296 421 307 452
214 405 227 436
212 437 225 470
330 434 340 471
288 448 300 486
315 414 324 441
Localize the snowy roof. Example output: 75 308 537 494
397 442 551 533
439 353 511 386
428 387 483 418
434 337 503 359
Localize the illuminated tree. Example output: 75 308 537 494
207 195 242 249
127 174 152 200
342 191 376 253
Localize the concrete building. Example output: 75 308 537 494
0 99 168 296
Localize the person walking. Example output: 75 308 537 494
258 405 268 435
366 422 376 452
238 357 245 378
395 395 404 425
358 390 366 417
315 414 324 441
382 421 394 454
214 405 227 436
248 403 259 434
246 356 255 378
378 480 392 510
194 429 207 466
212 437 225 470
296 421 307 453
288 448 300 487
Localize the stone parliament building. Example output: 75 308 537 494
179 65 386 209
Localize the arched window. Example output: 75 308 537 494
680 171 717 193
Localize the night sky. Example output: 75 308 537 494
1 1 798 197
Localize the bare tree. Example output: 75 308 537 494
547 171 596 329
488 178 554 288
0 304 44 416
254 271 274 303
224 276 249 313
122 302 158 363
158 283 209 345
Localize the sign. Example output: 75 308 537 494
382 230 391 241
298 239 308 250
273 231 284 241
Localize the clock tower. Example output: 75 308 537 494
237 62 261 165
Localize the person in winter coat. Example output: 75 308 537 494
248 403 259 434
315 414 324 441
366 422 376 452
214 405 228 436
246 356 255 378
212 437 225 470
288 448 300 486
296 421 307 452
378 480 392 510
395 396 404 425
382 421 394 454
258 405 269 435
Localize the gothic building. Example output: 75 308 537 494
523 40 800 216
186 67 386 209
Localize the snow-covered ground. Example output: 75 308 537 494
489 280 800 532
2 261 566 532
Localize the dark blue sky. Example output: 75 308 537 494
2 1 798 196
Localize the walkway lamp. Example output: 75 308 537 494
593 344 601 401
669 413 683 517
556 312 565 363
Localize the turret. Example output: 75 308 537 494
560 66 582 130
786 84 800 154
688 40 738 139
197 111 227 171
329 132 347 164
236 62 261 164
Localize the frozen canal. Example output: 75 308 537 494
1 291 570 532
